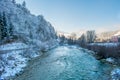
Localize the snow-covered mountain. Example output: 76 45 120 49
57 30 86 39
0 0 57 48
57 31 71 38
114 31 120 36
0 0 58 79
96 30 120 42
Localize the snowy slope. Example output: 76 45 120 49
0 0 58 79
0 42 28 50
0 42 28 79
0 0 57 48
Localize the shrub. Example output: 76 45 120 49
87 43 120 59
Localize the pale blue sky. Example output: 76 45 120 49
16 0 120 33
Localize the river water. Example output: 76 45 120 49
14 46 116 80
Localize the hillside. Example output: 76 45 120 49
0 0 58 79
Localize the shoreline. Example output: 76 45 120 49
0 41 58 80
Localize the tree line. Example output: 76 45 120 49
58 30 96 47
0 12 14 43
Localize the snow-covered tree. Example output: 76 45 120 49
0 0 57 46
12 0 16 4
22 1 26 7
1 12 8 40
9 21 13 37
0 12 14 41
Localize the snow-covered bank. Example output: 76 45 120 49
0 51 27 79
0 41 58 80
0 42 28 51
0 42 29 79
89 43 120 47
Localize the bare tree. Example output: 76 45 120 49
86 30 96 43
78 34 87 47
70 32 77 40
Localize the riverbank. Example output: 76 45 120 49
0 41 58 80
0 43 39 80
64 44 120 80
88 43 120 56
86 43 120 80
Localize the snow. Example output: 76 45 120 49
89 43 119 47
57 31 71 38
0 41 58 79
0 42 57 79
0 42 28 51
111 68 120 80
0 0 57 48
0 42 42 79
114 31 120 36
0 42 28 79
0 51 27 79
106 58 114 63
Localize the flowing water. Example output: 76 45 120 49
14 46 116 80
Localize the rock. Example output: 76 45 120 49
106 58 114 64
111 68 120 80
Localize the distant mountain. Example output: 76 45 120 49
96 30 120 42
57 30 86 39
114 31 120 36
57 31 71 38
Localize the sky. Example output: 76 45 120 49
16 0 120 33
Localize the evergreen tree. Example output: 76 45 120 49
2 12 8 39
12 0 16 4
78 34 87 47
22 1 26 7
0 12 14 41
9 21 13 37
0 13 3 40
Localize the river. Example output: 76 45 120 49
14 46 116 80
